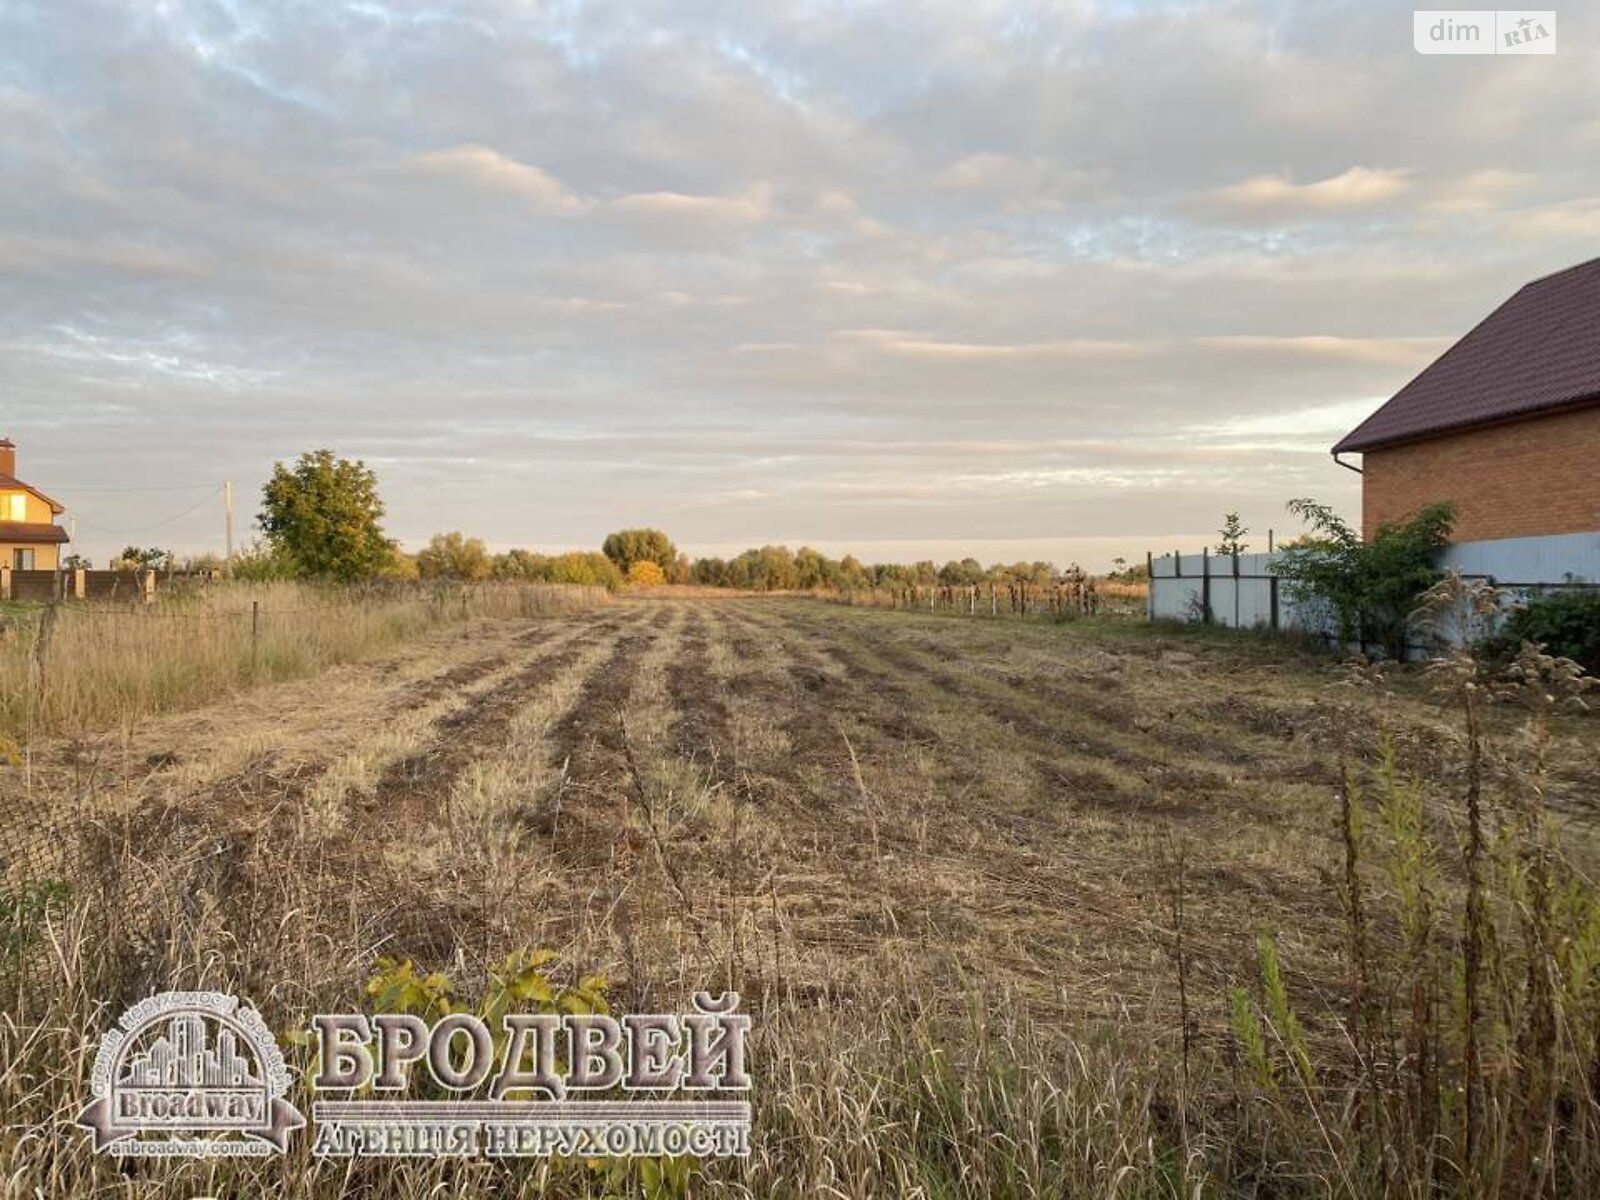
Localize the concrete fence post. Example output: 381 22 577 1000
0 564 9 601
140 569 156 604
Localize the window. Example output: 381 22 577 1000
12 549 34 570
4 493 24 521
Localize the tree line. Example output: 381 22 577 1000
201 450 1127 591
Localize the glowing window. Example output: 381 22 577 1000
4 494 24 521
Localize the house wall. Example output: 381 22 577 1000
0 542 60 570
1361 405 1600 541
0 487 56 524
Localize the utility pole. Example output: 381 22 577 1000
223 480 235 571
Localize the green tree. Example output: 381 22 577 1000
938 558 987 586
601 529 678 576
547 551 623 591
1274 498 1454 658
259 450 393 581
116 546 173 569
494 549 548 580
794 547 831 590
417 532 493 580
1216 512 1250 557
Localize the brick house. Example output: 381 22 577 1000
0 437 70 571
1333 258 1600 544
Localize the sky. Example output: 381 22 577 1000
2 1 1598 571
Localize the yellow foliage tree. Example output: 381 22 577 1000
628 560 666 588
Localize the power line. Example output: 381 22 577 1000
42 481 224 493
68 486 225 538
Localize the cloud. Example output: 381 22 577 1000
399 144 585 212
609 183 775 229
1211 166 1415 213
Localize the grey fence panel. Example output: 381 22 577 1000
1440 531 1600 586
1148 531 1598 654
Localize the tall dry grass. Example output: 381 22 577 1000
0 579 610 744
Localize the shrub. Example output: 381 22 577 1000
1482 587 1600 674
416 532 493 581
1273 498 1454 658
628 560 666 588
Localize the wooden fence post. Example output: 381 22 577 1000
1201 548 1211 624
1270 575 1280 631
251 600 260 674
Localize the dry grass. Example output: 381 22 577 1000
1 596 1597 1197
0 580 610 744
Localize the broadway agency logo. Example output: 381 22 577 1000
77 991 304 1157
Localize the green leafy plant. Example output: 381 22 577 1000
357 953 691 1198
1482 586 1600 675
1273 498 1454 658
1228 985 1275 1092
1215 512 1250 557
1 878 69 968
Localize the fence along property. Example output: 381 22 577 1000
0 566 153 604
838 577 1148 620
1147 528 1600 654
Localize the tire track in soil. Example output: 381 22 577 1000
761 607 1255 835
783 606 1236 800
666 605 737 779
363 611 631 829
717 603 943 769
760 607 1319 990
539 605 669 857
891 632 1336 787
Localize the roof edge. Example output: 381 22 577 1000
1333 390 1600 454
0 474 66 514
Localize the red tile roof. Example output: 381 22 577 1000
1334 257 1600 454
0 522 69 545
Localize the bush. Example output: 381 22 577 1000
627 560 666 588
1482 587 1600 674
1273 498 1454 658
